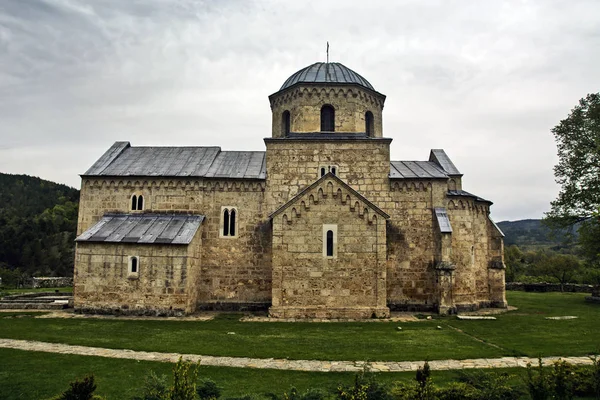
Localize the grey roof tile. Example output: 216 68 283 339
429 149 461 175
279 62 376 92
448 190 492 204
76 214 204 245
389 161 448 179
83 142 266 179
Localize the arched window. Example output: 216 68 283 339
321 167 326 177
326 230 334 257
131 194 144 211
221 207 238 237
128 256 139 277
365 111 374 136
229 209 236 236
320 105 335 132
323 224 337 258
330 166 336 176
282 110 291 136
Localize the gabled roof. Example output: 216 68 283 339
447 190 492 204
83 142 266 179
429 149 462 176
489 217 505 237
75 214 204 245
389 161 448 179
269 172 390 220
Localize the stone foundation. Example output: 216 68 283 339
269 306 390 319
75 305 186 317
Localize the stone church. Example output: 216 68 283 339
74 61 507 318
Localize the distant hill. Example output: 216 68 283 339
0 173 79 278
497 219 575 250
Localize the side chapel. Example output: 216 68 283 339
74 61 507 318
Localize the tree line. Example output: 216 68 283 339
0 173 79 287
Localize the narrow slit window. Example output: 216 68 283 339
137 195 144 211
331 167 336 176
131 195 137 210
321 167 326 177
282 110 291 136
365 111 374 136
326 230 334 257
128 256 139 277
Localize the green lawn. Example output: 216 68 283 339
0 347 526 400
450 291 600 357
0 292 598 362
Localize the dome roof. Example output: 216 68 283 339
280 62 375 91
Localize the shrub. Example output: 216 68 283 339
436 382 478 400
456 369 523 400
170 357 199 400
551 359 574 400
389 381 417 400
525 359 552 400
132 371 169 400
54 375 102 400
415 361 435 400
197 379 221 400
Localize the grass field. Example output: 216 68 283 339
0 347 529 400
1 291 599 399
0 291 598 362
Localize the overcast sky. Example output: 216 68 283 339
1 0 599 222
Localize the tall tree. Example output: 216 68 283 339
545 93 600 264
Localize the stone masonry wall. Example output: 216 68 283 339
76 177 272 308
74 237 201 316
264 139 392 213
270 176 388 319
269 85 385 137
386 180 448 310
447 197 504 310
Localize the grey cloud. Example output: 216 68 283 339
1 0 599 222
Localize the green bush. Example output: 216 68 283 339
53 375 103 400
436 382 478 400
525 359 553 400
456 369 523 400
551 360 575 400
170 357 199 400
197 379 221 400
132 371 169 400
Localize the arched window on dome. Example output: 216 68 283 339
320 105 335 132
365 111 374 137
282 110 291 136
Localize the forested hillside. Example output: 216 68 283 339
0 173 79 282
497 219 574 250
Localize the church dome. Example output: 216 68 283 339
280 62 375 91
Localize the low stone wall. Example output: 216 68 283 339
506 282 594 293
32 277 73 288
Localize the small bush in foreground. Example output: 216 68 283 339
52 374 103 400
